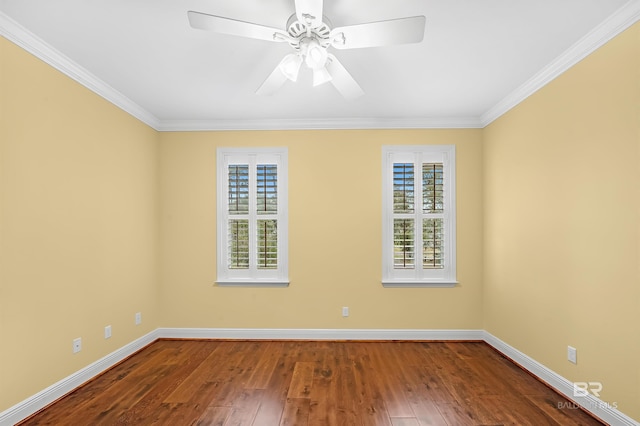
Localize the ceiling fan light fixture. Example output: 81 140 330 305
303 39 328 70
278 53 303 82
312 67 332 87
188 4 426 99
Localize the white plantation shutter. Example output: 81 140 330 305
228 164 249 269
422 163 444 269
217 148 288 286
382 146 456 286
257 219 277 269
228 219 249 268
393 162 415 269
255 164 278 269
256 164 277 214
228 165 249 214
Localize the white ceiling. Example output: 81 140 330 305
0 0 637 130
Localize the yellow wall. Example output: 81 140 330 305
0 37 160 410
158 129 484 329
483 22 640 418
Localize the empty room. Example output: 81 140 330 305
0 0 638 424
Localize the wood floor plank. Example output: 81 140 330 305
287 361 315 398
145 402 207 425
411 364 457 403
19 340 606 426
390 418 420 426
223 389 263 426
163 343 228 403
244 341 281 390
474 395 558 426
434 401 483 426
334 353 360 425
307 343 340 426
307 342 362 425
378 342 450 425
64 362 174 424
427 344 502 424
279 397 310 426
369 343 415 418
388 344 449 426
117 342 223 424
251 342 297 425
525 394 607 425
444 342 505 397
463 343 551 398
29 342 172 424
349 344 393 425
195 406 233 426
197 341 264 409
407 397 448 426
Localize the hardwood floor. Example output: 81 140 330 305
20 340 603 425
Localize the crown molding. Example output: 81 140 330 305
0 11 161 130
156 116 483 131
480 0 640 127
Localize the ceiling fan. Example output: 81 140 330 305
187 0 426 100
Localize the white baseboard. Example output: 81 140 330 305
157 327 484 341
483 331 639 426
0 329 159 426
1 328 637 426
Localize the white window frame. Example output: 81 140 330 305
382 145 457 287
216 147 289 287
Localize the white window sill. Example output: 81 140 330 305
215 280 290 288
382 281 458 288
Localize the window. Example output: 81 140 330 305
382 145 457 287
216 148 288 286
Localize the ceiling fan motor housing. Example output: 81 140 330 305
285 14 332 51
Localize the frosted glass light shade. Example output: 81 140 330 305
312 67 332 86
304 39 328 70
278 54 303 82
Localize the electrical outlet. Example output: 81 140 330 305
342 306 349 317
105 325 112 339
135 312 142 325
567 346 577 364
73 337 82 353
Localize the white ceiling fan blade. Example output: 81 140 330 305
294 0 324 28
255 58 292 96
188 11 287 42
325 54 364 100
330 16 426 49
